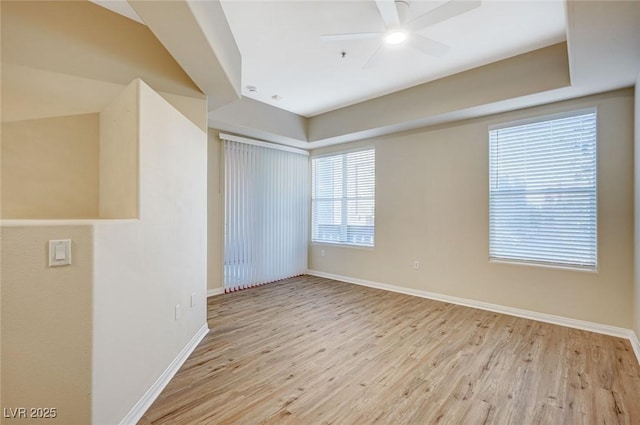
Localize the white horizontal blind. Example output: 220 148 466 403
312 148 375 247
223 138 309 292
489 110 597 269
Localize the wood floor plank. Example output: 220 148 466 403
138 275 640 425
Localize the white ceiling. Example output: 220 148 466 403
88 0 639 147
220 0 567 117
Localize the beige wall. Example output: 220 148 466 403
1 63 126 124
1 1 200 98
1 1 207 132
0 80 209 425
1 63 207 134
0 1 210 423
1 225 93 425
92 80 208 425
207 130 224 292
1 114 99 219
208 97 308 148
99 82 139 219
310 89 634 329
634 75 640 338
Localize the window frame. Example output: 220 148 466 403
311 147 376 248
488 107 598 271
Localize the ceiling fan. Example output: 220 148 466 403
321 0 481 68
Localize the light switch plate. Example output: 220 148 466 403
49 239 71 267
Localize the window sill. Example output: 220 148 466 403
489 258 598 273
311 241 374 251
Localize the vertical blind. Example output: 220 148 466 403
223 135 309 292
489 110 597 269
312 148 375 247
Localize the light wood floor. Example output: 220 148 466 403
139 275 640 425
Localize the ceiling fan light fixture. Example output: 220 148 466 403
385 30 407 45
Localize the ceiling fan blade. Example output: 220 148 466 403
320 32 384 42
363 44 386 69
406 0 481 32
407 34 450 57
374 0 400 28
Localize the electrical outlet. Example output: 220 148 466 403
412 260 420 270
175 304 181 320
321 249 326 257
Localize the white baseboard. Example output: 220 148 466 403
207 288 225 297
307 270 638 349
119 324 209 425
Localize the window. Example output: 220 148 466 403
489 110 597 269
312 148 375 247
